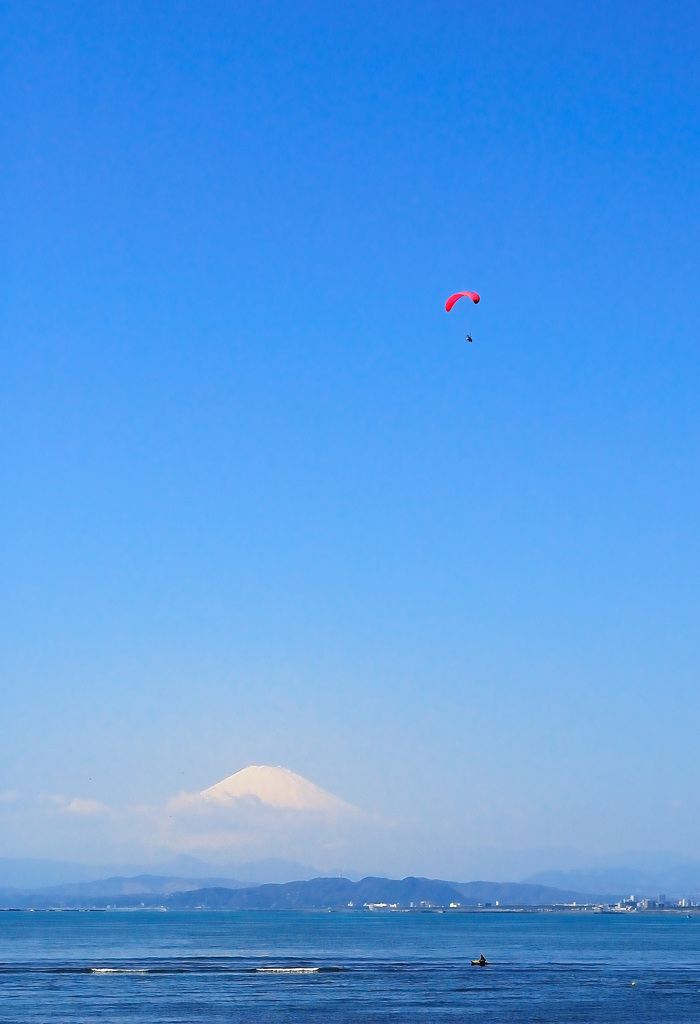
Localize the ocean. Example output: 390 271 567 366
1 909 699 1022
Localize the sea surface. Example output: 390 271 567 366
1 909 699 1022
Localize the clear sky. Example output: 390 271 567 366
1 0 699 878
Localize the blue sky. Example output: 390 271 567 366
1 0 699 876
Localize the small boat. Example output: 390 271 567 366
471 958 489 966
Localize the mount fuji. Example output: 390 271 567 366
199 765 356 813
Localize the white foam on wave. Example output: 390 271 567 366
256 967 320 974
90 968 148 974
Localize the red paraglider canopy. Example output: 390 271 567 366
445 291 480 312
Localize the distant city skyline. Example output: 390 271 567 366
2 1 699 878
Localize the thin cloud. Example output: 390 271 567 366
64 797 111 816
37 793 112 816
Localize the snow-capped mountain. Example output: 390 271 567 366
200 765 354 813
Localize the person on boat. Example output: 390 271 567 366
478 954 488 965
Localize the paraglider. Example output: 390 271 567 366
445 291 480 342
445 291 480 312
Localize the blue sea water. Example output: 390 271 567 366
1 910 699 1022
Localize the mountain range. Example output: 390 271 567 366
0 855 321 890
0 874 615 910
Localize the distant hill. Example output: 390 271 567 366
169 877 606 910
0 856 322 889
523 865 700 899
164 876 467 910
0 874 608 910
12 873 246 900
452 880 613 905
